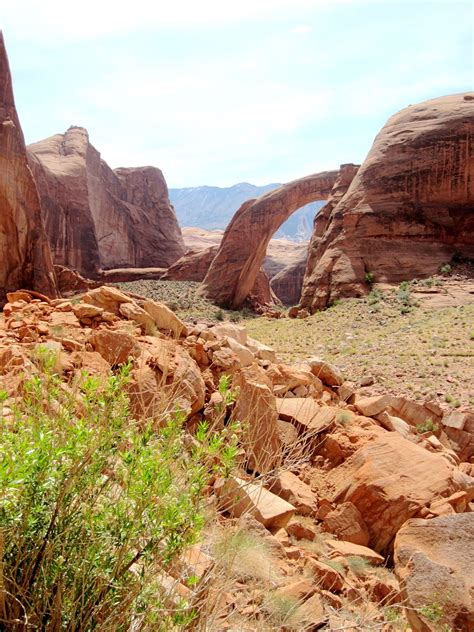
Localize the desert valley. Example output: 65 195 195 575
0 9 473 632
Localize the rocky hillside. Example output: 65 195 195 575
1 286 473 630
28 127 185 277
170 182 324 240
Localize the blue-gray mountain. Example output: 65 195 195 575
169 182 324 241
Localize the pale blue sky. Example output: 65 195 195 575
2 0 473 187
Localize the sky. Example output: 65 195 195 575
2 0 473 187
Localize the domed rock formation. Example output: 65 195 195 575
300 93 474 311
199 170 340 308
28 128 185 277
0 32 58 305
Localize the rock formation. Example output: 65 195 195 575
301 93 474 311
395 514 474 631
0 32 58 305
28 128 185 277
162 246 219 282
270 252 307 305
200 170 340 308
180 227 308 296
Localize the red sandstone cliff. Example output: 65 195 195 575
300 93 474 311
0 32 58 304
28 128 185 277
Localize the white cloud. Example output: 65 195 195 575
290 25 313 34
2 0 347 43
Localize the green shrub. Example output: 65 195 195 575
0 358 238 630
416 419 439 434
365 271 375 285
439 263 452 276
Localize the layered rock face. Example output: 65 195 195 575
28 128 185 277
0 32 58 305
270 251 308 305
200 170 340 308
301 93 474 311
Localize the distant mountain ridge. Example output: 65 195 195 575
169 182 324 241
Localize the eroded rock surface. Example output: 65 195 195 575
301 93 474 310
0 32 58 304
327 432 474 553
394 514 474 631
28 128 184 276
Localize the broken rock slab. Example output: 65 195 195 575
215 476 295 529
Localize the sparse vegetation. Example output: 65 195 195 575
416 418 439 434
115 280 255 323
244 293 473 408
439 263 452 276
365 271 375 285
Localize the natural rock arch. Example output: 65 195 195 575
199 169 344 308
300 93 474 312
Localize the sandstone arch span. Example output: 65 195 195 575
199 169 342 308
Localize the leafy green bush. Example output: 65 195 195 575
439 263 452 276
416 419 439 434
0 357 237 631
365 271 375 285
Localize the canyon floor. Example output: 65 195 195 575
117 265 474 411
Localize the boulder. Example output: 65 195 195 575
327 432 474 552
276 397 319 428
0 32 58 305
225 336 254 366
119 302 156 332
305 558 345 592
139 336 205 416
142 300 187 338
300 94 474 310
212 323 248 346
308 357 343 387
325 540 384 566
270 471 317 515
246 337 276 363
232 367 281 473
82 286 133 314
394 514 474 632
89 330 141 365
215 476 295 529
322 501 370 547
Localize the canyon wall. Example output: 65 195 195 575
28 128 185 277
0 32 58 304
